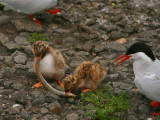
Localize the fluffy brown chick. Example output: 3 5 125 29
32 41 66 87
63 61 107 93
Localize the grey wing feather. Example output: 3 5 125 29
134 73 160 102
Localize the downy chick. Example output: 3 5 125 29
63 61 107 94
32 41 66 88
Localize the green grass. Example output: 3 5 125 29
80 88 130 120
29 33 48 43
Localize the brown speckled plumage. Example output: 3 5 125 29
63 61 107 92
32 41 66 80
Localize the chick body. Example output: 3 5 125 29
63 61 107 92
32 41 66 81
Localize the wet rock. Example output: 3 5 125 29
12 51 27 64
66 112 79 120
21 110 31 120
28 68 36 78
3 81 13 88
4 56 13 64
46 91 60 100
14 36 30 45
0 33 20 50
102 25 118 32
12 90 28 105
0 56 4 61
70 56 84 67
0 15 10 24
2 67 15 78
117 18 127 27
12 83 24 91
32 98 45 106
0 70 4 78
0 89 13 95
127 115 138 120
123 26 134 33
15 64 27 70
138 104 150 114
120 83 133 90
40 108 49 114
75 41 94 52
76 51 90 58
12 19 43 32
109 42 126 51
31 90 45 99
138 30 158 38
109 73 120 80
21 45 32 54
68 98 75 103
109 31 124 40
111 14 123 22
47 101 62 114
94 43 107 53
42 114 58 120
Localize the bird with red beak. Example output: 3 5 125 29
114 42 160 115
0 0 60 26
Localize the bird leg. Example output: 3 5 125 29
152 113 160 115
150 101 160 108
64 89 72 96
82 88 95 93
29 15 42 27
57 80 64 88
32 82 43 88
45 8 61 15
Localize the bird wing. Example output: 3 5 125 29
134 73 160 102
0 0 57 14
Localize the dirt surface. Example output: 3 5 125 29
0 0 160 120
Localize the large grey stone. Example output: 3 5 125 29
14 36 30 45
66 113 79 120
109 31 124 40
109 42 126 51
12 51 27 64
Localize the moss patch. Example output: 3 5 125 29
80 88 130 120
29 33 48 43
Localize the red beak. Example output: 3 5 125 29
114 55 132 66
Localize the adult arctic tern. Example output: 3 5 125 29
0 0 60 26
114 42 160 114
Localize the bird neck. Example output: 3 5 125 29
133 59 153 76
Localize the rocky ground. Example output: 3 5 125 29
0 0 160 120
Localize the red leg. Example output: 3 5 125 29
57 80 64 88
45 8 61 15
29 15 42 27
152 113 160 115
82 88 95 93
32 82 43 88
150 101 160 108
64 89 72 96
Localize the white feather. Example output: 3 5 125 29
132 52 160 102
0 0 57 14
39 54 55 78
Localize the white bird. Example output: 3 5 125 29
114 42 160 109
0 0 60 26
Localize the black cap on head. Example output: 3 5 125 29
126 42 155 61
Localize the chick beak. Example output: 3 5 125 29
114 55 132 66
